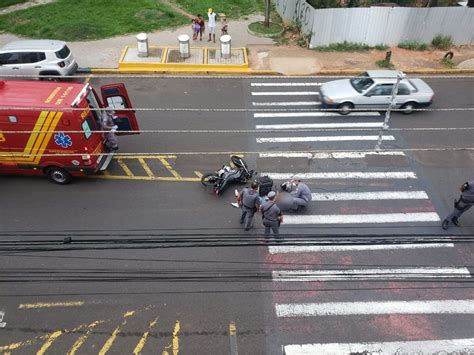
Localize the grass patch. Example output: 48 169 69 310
313 41 388 52
398 40 429 51
175 0 265 18
0 0 189 41
376 59 394 69
432 34 453 50
0 0 28 8
440 57 455 68
248 21 283 36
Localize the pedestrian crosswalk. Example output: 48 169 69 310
249 78 441 227
249 79 472 354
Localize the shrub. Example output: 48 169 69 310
440 57 455 68
376 59 394 69
313 41 384 52
398 40 429 51
431 34 453 50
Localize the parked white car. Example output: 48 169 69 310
320 70 434 115
0 40 78 78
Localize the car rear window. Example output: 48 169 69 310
55 45 71 59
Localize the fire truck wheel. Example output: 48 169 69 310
46 167 72 185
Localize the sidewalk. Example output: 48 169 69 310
0 8 473 74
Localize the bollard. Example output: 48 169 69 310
385 50 392 64
220 35 231 59
136 33 149 57
178 34 190 59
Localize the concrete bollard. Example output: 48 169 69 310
136 33 149 57
220 35 231 59
178 34 190 59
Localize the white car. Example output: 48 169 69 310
0 40 78 78
320 70 434 115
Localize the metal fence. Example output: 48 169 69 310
275 0 474 47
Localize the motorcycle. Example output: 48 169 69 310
201 155 256 195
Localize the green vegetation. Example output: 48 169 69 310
248 21 283 37
313 41 388 52
376 59 394 69
398 40 430 51
431 34 453 50
0 0 28 8
175 0 265 18
0 0 189 41
440 57 455 68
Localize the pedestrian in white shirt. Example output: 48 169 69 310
207 8 217 43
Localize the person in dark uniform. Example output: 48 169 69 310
442 180 474 230
260 191 283 239
237 181 260 231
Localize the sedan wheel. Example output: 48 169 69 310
401 102 416 115
338 102 353 115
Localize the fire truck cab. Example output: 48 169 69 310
0 80 139 184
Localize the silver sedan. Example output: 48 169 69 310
320 70 434 115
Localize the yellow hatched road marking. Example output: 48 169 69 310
158 157 182 179
117 158 134 177
162 320 180 355
133 317 159 354
94 175 201 182
138 158 154 177
37 330 63 355
98 311 135 355
68 320 104 355
194 171 203 178
116 155 177 160
18 301 84 309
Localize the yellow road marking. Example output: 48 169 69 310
102 169 111 176
229 321 238 355
98 311 135 355
67 320 103 355
229 321 237 335
172 320 180 355
138 158 154 177
133 317 159 355
116 155 177 160
158 157 182 179
117 158 134 177
194 171 203 178
37 330 62 355
93 175 201 182
18 301 84 310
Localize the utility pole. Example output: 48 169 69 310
375 72 404 152
264 0 271 27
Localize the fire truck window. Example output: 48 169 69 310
107 96 127 109
82 118 93 139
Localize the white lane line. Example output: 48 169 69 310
254 112 380 118
272 267 471 282
261 172 417 179
251 82 322 86
283 338 474 355
256 135 395 143
268 243 455 254
252 91 319 96
276 300 474 317
252 101 320 106
283 213 440 224
311 191 429 201
255 122 383 129
259 151 406 159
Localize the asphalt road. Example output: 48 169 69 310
1 75 473 354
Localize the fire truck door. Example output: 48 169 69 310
100 83 139 135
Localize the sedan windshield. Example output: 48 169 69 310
350 74 374 93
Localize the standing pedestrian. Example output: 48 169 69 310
197 14 205 41
191 18 200 40
221 17 228 35
237 181 260 231
442 180 474 230
101 107 118 151
260 191 283 240
207 8 217 43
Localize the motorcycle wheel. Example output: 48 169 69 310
201 173 220 187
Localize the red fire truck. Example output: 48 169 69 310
0 80 139 184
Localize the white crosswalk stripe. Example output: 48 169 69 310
268 243 455 254
259 151 405 159
256 135 394 143
283 212 440 224
252 101 321 106
254 112 380 118
262 172 417 179
311 191 429 200
251 82 323 86
252 91 320 96
255 122 383 129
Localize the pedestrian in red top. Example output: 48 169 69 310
197 14 205 41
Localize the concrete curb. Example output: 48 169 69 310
247 22 285 38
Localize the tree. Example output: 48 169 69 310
264 0 271 26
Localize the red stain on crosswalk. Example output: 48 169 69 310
370 315 434 340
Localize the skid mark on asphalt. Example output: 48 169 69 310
92 155 202 182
